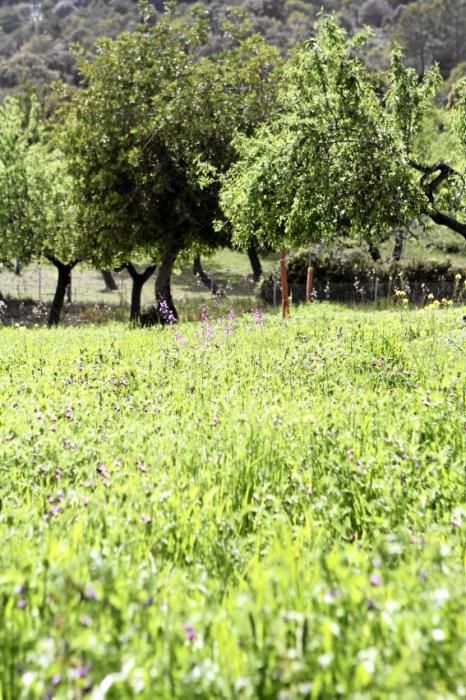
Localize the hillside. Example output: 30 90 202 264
2 1 465 99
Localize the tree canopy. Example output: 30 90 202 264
61 5 281 315
220 19 440 251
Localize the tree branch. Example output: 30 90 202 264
410 160 466 239
45 254 80 269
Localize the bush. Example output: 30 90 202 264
259 243 466 304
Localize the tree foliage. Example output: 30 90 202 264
61 5 281 313
0 96 77 266
221 19 439 251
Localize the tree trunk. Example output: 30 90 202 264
101 269 118 291
125 262 156 322
192 255 222 296
155 248 178 322
46 256 78 327
247 242 263 282
392 229 404 261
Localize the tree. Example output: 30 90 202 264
0 95 80 326
61 4 281 319
392 1 439 75
221 18 436 253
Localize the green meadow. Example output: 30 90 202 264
1 305 466 698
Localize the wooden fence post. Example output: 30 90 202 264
306 262 314 303
280 249 290 318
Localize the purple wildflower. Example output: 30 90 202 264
327 588 342 600
200 307 214 343
252 307 264 328
184 624 196 642
17 598 27 609
370 574 382 588
84 587 97 601
173 330 186 346
158 297 177 325
72 665 90 679
96 463 110 479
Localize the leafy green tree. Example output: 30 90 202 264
392 1 439 75
0 95 79 326
221 18 438 252
62 4 281 319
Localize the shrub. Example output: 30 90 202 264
259 243 466 304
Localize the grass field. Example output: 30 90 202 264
1 304 466 698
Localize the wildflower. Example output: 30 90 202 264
318 653 332 668
324 588 342 603
173 330 186 345
432 628 445 642
17 598 27 609
84 587 97 600
455 273 462 281
427 293 434 300
252 307 264 327
370 574 382 587
72 665 90 679
158 297 177 325
96 463 110 479
184 624 196 641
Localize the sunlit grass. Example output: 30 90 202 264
1 304 466 698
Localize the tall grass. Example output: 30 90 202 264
1 305 465 698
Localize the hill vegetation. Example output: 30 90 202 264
2 1 466 99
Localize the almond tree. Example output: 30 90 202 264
0 95 79 326
220 18 440 252
61 4 281 320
